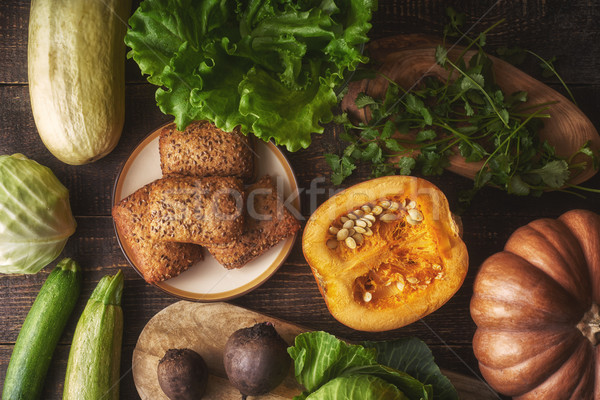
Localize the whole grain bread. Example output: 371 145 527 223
207 175 301 269
159 121 254 180
112 183 204 284
147 175 245 246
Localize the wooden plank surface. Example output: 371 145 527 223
1 1 599 399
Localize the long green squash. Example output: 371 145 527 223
28 0 131 165
2 258 82 400
63 270 124 400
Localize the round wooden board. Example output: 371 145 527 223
132 301 500 399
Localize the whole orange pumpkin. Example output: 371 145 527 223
470 209 600 399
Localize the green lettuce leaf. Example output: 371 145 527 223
125 0 376 151
288 331 434 400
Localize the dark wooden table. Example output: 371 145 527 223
1 1 599 399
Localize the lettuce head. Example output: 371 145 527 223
125 0 376 151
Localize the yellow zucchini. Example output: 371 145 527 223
28 0 131 165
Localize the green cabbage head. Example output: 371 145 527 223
0 154 76 274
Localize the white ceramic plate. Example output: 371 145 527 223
113 123 300 301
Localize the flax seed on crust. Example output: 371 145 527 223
112 183 203 284
147 175 245 246
207 175 301 269
159 120 254 180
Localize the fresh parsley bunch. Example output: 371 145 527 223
327 8 598 205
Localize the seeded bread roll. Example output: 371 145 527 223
207 175 301 269
147 175 245 246
159 121 254 180
112 183 204 284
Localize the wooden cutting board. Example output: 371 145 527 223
132 301 499 399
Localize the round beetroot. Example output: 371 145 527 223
157 348 208 400
223 322 291 399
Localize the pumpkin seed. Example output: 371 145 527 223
337 228 349 241
347 228 356 237
435 272 445 280
406 276 419 284
347 213 358 220
379 200 391 209
388 201 400 211
363 227 373 236
363 291 372 302
433 264 442 271
345 236 357 249
407 200 417 209
380 213 397 223
364 214 376 222
372 206 383 215
406 216 419 225
396 281 405 291
341 216 349 223
355 219 367 228
408 208 423 221
328 226 339 235
353 209 365 218
354 226 366 234
352 233 364 245
361 205 372 213
326 239 339 249
343 220 355 229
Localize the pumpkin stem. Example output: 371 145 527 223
577 303 600 346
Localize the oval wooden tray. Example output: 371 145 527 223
132 301 500 400
342 34 600 186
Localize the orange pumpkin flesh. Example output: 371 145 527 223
471 209 600 399
302 176 468 332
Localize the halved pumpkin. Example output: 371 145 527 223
302 176 468 332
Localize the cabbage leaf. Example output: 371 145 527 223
288 331 436 400
0 154 76 274
125 0 376 151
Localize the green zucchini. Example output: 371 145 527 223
63 270 124 400
28 0 131 165
2 258 82 400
